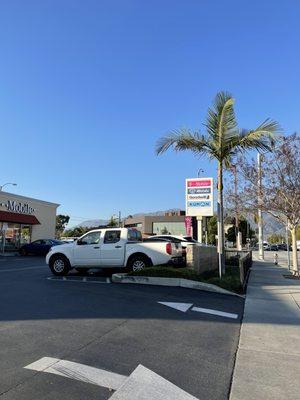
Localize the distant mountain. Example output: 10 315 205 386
70 208 284 237
242 212 284 236
71 209 182 229
129 208 182 217
260 214 285 236
72 219 109 228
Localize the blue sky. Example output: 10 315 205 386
0 0 299 227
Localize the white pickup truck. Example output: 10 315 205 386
46 228 183 276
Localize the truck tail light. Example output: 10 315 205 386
166 242 172 255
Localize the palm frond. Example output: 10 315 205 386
237 119 281 152
219 119 281 156
205 91 237 141
156 128 213 157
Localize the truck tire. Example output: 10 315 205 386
128 255 151 272
49 254 70 276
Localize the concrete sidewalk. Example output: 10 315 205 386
230 257 300 400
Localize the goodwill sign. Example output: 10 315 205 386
186 178 214 216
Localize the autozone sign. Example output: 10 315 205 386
186 178 214 217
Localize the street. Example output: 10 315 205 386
252 249 300 265
0 257 244 400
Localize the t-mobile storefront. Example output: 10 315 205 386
0 192 59 253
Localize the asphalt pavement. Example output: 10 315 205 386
0 256 244 400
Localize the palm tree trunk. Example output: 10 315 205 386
217 161 225 277
290 225 299 276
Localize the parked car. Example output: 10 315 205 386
19 239 65 256
146 234 198 259
147 235 197 249
277 243 286 251
46 228 183 276
265 244 278 251
277 243 292 251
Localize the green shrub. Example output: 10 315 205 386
127 265 242 293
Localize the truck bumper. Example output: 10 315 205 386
167 257 184 266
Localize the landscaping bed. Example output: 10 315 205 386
127 266 243 294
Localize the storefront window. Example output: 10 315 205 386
152 222 185 236
0 223 32 252
20 225 31 245
4 224 21 251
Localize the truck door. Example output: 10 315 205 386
101 230 124 266
73 231 102 266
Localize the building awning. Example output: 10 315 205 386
0 211 40 225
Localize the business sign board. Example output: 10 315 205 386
0 200 34 215
184 216 192 236
186 178 214 216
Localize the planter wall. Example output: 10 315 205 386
186 244 218 274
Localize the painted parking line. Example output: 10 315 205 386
47 276 111 284
158 302 238 319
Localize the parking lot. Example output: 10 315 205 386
0 256 244 400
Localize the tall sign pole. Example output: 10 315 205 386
186 177 214 244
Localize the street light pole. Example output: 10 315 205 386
197 168 204 178
257 153 264 260
0 182 17 191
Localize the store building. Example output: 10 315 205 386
0 191 59 252
124 211 186 236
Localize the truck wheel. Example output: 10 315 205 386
128 256 150 272
49 255 70 276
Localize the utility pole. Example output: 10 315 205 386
257 153 264 260
118 211 121 228
231 165 241 250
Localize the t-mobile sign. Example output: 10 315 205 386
186 177 214 216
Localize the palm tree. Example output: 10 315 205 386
156 91 280 276
107 216 118 227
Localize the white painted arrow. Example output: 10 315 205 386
157 302 238 319
24 358 199 399
158 302 193 312
24 357 127 390
191 306 238 319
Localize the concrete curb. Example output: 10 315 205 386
111 273 244 298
